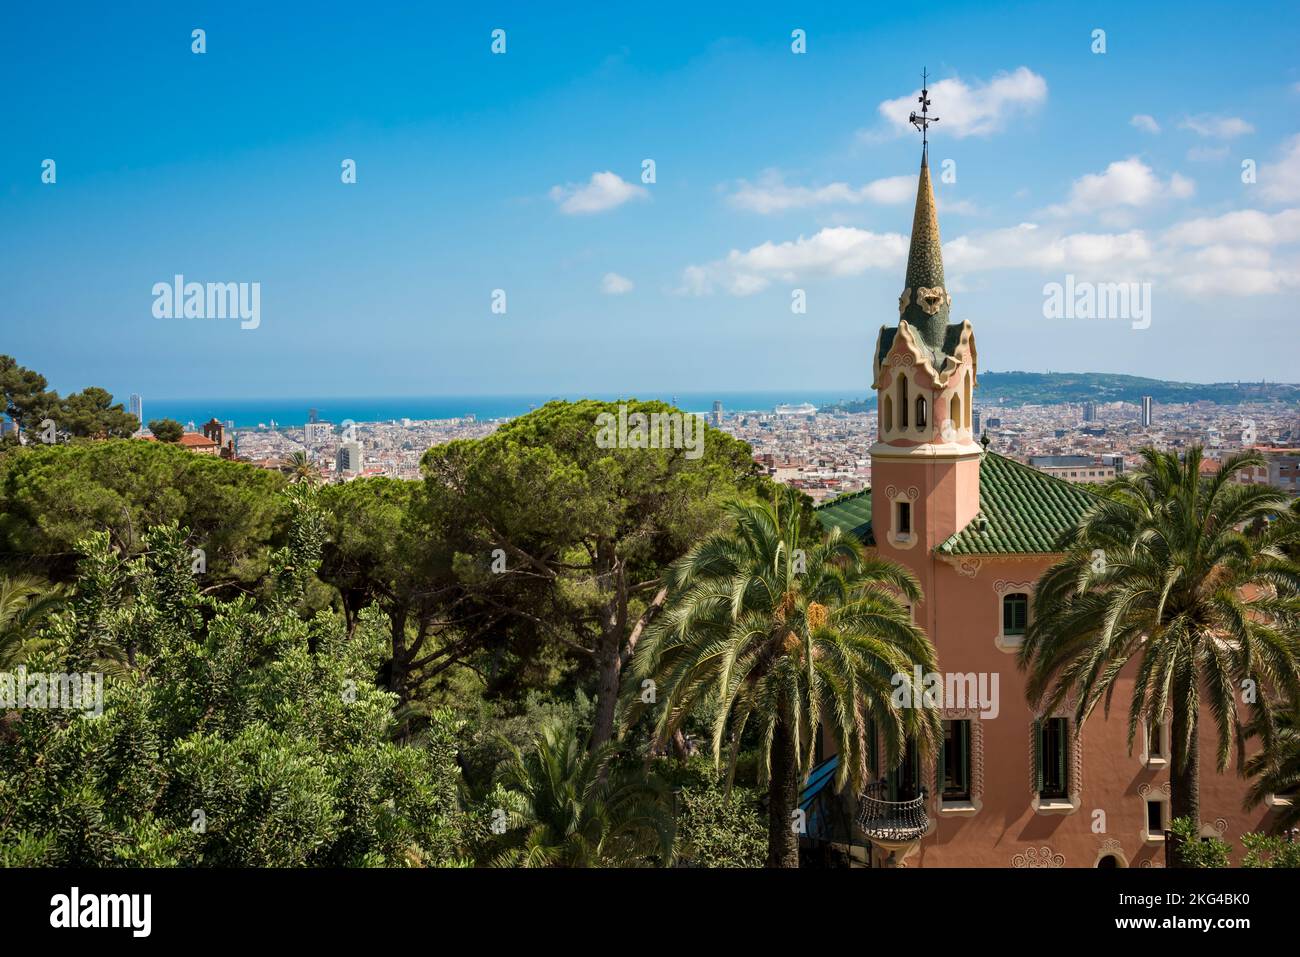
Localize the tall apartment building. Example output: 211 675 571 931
304 422 333 446
336 441 363 477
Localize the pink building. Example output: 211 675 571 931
810 144 1285 868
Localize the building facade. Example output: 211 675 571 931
1233 447 1300 497
1027 455 1116 484
811 146 1282 867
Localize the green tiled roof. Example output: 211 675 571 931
812 453 1100 556
814 488 874 544
937 451 1101 555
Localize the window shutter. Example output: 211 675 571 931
937 723 946 794
1033 719 1043 794
1056 719 1068 793
959 721 970 793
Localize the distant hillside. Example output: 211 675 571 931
821 372 1300 412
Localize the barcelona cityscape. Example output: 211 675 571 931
1 0 1298 941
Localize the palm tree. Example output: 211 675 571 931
286 450 317 485
1020 447 1300 866
0 576 65 668
490 718 675 867
626 487 940 868
1244 704 1300 832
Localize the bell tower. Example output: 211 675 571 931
870 72 980 557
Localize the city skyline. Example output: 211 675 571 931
3 1 1299 401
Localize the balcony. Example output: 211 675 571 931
856 782 930 846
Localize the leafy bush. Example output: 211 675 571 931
1241 832 1300 868
1168 817 1231 868
0 488 462 867
674 783 766 868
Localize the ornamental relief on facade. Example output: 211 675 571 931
1137 782 1171 799
993 579 1034 597
883 485 920 502
1011 846 1065 868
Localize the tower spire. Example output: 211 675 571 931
899 68 950 353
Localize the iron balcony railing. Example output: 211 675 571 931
855 781 929 844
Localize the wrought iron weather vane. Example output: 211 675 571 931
908 67 939 153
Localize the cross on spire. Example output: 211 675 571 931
908 68 939 155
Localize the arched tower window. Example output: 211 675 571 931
882 395 893 434
950 394 961 437
964 371 972 430
915 395 927 430
898 375 909 428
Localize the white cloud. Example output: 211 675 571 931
871 67 1047 139
1052 158 1193 215
727 171 914 213
1131 114 1161 134
1259 134 1300 203
549 171 648 215
947 209 1300 297
679 227 906 296
1161 205 1300 295
600 272 634 295
679 195 1300 300
1179 115 1255 139
1163 208 1300 247
945 223 1152 273
1171 259 1299 296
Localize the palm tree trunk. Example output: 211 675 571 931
767 719 801 868
1168 704 1200 868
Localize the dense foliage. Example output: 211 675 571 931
0 490 463 867
0 440 287 586
1 355 137 439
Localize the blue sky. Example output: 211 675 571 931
2 1 1298 400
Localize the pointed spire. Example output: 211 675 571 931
898 74 950 353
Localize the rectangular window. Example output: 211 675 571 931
1036 717 1069 800
897 502 911 536
940 720 971 801
1147 800 1165 833
1003 594 1028 636
1147 719 1164 759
